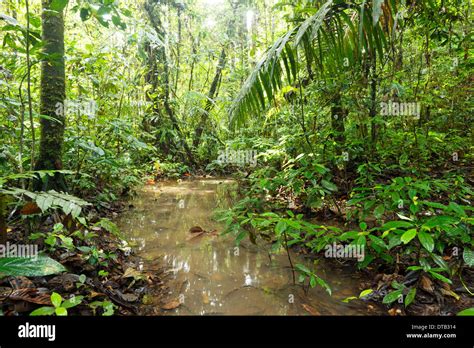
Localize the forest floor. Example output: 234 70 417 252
1 199 166 316
1 172 472 316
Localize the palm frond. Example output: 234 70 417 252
229 0 400 128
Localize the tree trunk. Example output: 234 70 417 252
193 48 226 148
34 0 66 191
144 0 195 165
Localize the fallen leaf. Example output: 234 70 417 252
9 276 35 289
440 288 460 301
161 299 181 310
421 275 434 293
89 291 106 299
3 288 51 305
189 226 204 233
120 293 138 303
123 267 144 281
301 303 320 315
20 202 41 215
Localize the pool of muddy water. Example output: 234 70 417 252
116 179 377 315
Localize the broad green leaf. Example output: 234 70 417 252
55 307 67 316
382 221 413 230
428 270 452 284
342 296 357 303
418 230 434 252
51 292 62 308
235 230 247 246
295 263 311 274
0 256 66 277
359 289 373 298
321 179 337 192
431 253 450 272
382 289 403 304
457 308 474 316
448 202 466 217
463 248 474 267
405 288 416 307
374 205 385 219
316 277 332 295
50 0 69 12
401 229 417 244
369 235 387 249
62 295 83 309
275 220 287 235
30 306 55 316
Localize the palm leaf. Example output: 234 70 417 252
230 0 400 127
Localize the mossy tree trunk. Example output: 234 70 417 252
34 0 66 191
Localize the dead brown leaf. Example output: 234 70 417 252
420 275 434 293
4 288 51 305
20 202 41 215
301 303 320 315
161 299 181 310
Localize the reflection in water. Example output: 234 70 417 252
117 179 377 315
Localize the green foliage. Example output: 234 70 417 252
457 308 474 316
30 292 83 316
0 255 66 278
89 300 116 316
295 263 331 295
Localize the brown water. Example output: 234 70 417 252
117 178 376 315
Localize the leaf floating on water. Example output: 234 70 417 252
189 226 204 233
161 299 181 310
202 292 209 304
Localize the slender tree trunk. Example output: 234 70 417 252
26 0 35 170
34 0 66 191
144 0 195 165
369 52 378 150
193 48 226 148
192 7 237 149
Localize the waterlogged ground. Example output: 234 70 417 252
117 179 378 315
